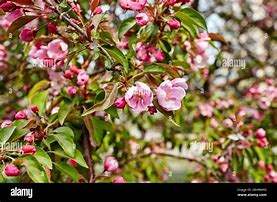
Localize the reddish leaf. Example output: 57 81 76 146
209 33 227 44
7 15 38 33
9 0 34 5
89 0 99 12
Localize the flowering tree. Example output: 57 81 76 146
0 0 276 183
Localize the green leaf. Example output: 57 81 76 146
82 83 121 116
22 155 48 183
0 126 16 144
181 8 208 30
7 15 38 33
174 11 199 37
58 100 73 125
34 147 53 169
28 80 50 102
140 24 158 42
91 117 112 145
144 64 165 74
31 90 48 115
118 17 136 39
54 162 78 182
102 45 129 73
105 106 119 119
52 127 75 157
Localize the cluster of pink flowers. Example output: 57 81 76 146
136 42 165 63
257 161 277 183
185 32 210 71
0 4 22 31
64 66 89 88
115 78 188 113
255 128 269 148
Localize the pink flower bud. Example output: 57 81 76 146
104 157 119 172
47 23 58 34
168 19 181 30
257 137 269 148
67 86 77 96
1 120 12 128
64 70 73 79
223 118 233 128
21 145 36 155
4 164 20 177
15 111 27 120
267 165 273 172
257 161 266 169
148 105 157 115
112 176 125 183
31 105 39 113
77 70 89 86
19 29 36 42
135 13 149 26
114 97 127 109
93 6 102 15
255 128 266 139
153 50 165 62
67 159 77 168
24 132 35 143
0 2 17 12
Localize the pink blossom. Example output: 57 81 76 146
255 128 266 139
31 105 39 113
168 19 181 30
47 39 68 60
210 118 219 128
148 105 157 115
112 176 125 183
93 6 102 15
67 159 78 168
15 111 27 120
187 53 209 70
0 9 23 31
24 132 35 143
135 13 149 26
257 161 266 169
47 23 58 34
199 103 213 117
114 97 127 109
223 118 233 128
125 82 153 112
51 106 60 115
77 70 89 86
4 164 20 177
21 145 36 155
104 157 119 172
153 50 165 62
19 29 36 42
0 2 16 12
157 78 187 111
257 137 268 148
1 120 12 128
67 86 77 96
64 70 73 79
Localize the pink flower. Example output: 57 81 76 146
199 103 213 117
157 78 188 111
114 97 127 109
19 28 36 42
148 105 157 115
47 23 58 34
31 105 39 113
195 38 209 54
135 13 149 26
255 128 266 139
93 6 102 15
15 111 27 120
210 118 219 128
187 53 209 70
77 70 89 86
119 0 147 11
4 164 20 177
257 137 268 148
1 120 12 128
67 86 77 96
257 161 266 169
162 0 177 6
47 39 68 60
64 70 73 79
67 159 78 168
223 118 233 128
21 145 36 155
168 19 181 30
104 157 119 172
153 50 165 62
0 2 17 12
112 176 125 183
125 82 153 112
0 9 23 31
24 132 35 143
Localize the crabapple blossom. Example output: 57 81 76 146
47 39 68 60
104 157 119 172
21 145 36 155
153 50 165 62
112 176 125 183
199 103 213 117
77 70 89 86
1 120 12 128
119 0 147 11
67 86 77 96
67 159 78 168
47 23 58 34
0 2 16 12
255 128 266 138
157 78 187 111
24 132 35 143
19 29 36 42
125 82 153 112
114 97 127 109
168 19 181 30
93 6 103 15
4 164 20 177
15 111 27 120
223 118 233 128
135 13 149 26
31 105 39 114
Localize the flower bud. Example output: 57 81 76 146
47 23 58 34
21 145 36 155
1 120 12 128
15 111 27 120
114 97 127 109
24 132 35 143
135 13 149 26
257 161 266 169
148 105 157 115
112 176 125 183
64 70 73 79
93 6 102 15
104 157 119 172
67 159 77 168
168 19 181 30
153 50 165 62
4 164 20 177
31 105 39 114
255 128 266 139
67 86 77 96
0 2 17 12
223 118 233 128
257 137 269 148
19 29 36 42
77 70 89 86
